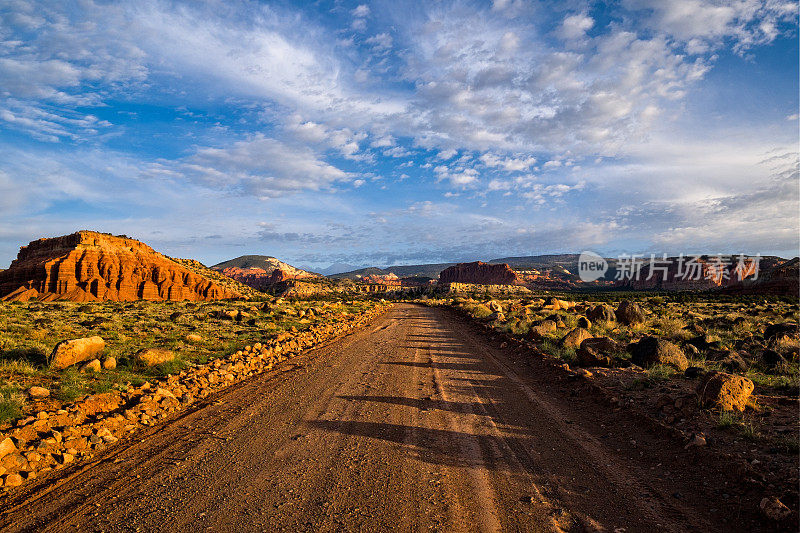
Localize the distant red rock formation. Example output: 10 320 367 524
438 261 521 286
720 257 799 296
359 273 402 286
220 266 316 291
0 232 240 302
615 256 774 291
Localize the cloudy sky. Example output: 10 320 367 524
0 0 797 270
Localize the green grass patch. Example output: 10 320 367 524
0 385 24 424
540 339 575 363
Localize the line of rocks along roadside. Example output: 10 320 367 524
0 303 393 491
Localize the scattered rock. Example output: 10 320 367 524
760 496 792 522
719 352 748 373
684 366 704 379
764 322 797 341
685 433 706 449
487 311 505 322
50 336 106 370
28 386 50 398
581 336 619 354
0 438 18 460
487 300 503 313
615 301 646 325
80 359 102 373
136 348 175 367
629 336 688 371
576 336 619 367
102 357 116 370
688 334 711 351
560 327 592 349
576 316 591 329
527 320 557 339
3 473 23 487
587 304 616 322
697 371 754 411
186 333 203 343
576 348 610 368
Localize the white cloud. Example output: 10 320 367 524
370 134 395 148
352 5 370 18
479 152 536 172
626 0 796 53
558 13 594 41
167 134 350 198
434 165 479 187
366 32 393 52
394 4 718 157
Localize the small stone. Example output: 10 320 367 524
685 433 706 449
136 348 175 367
80 359 102 373
3 473 23 487
684 366 703 379
28 386 50 398
186 334 203 343
760 496 792 521
102 357 116 370
0 438 17 460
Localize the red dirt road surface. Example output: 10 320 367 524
0 304 778 532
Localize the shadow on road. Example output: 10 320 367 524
306 419 535 472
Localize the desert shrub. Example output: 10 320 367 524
654 317 688 339
54 369 87 402
0 359 38 376
717 410 761 440
540 339 575 362
646 364 676 381
0 386 24 423
467 304 492 319
153 357 188 377
506 319 530 336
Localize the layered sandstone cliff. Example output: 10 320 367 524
216 265 319 292
438 261 521 286
615 256 775 291
0 232 240 302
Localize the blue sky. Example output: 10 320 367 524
0 0 797 270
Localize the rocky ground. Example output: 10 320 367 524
0 298 383 425
422 294 799 523
0 303 793 532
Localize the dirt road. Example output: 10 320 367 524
0 304 770 532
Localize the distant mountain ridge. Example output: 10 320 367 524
330 255 586 280
212 255 318 278
329 262 458 280
317 262 360 276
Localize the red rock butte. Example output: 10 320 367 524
438 261 521 286
0 231 240 302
